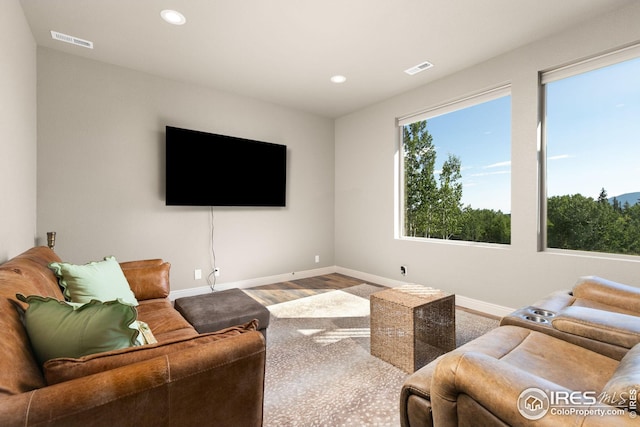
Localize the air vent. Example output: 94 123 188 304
50 31 93 49
404 61 433 76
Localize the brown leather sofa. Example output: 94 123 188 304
400 277 640 426
0 246 266 427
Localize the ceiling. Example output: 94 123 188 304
20 0 634 118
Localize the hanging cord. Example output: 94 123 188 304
207 206 217 292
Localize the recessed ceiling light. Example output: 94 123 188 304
330 75 347 84
161 9 186 25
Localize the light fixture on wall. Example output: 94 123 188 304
47 232 56 250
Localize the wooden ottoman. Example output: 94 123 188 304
370 284 455 373
174 288 271 339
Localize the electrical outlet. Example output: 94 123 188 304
214 267 220 277
194 269 202 280
400 265 407 276
315 255 320 263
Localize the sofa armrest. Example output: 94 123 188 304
44 320 259 384
431 351 634 426
552 306 640 349
573 276 640 314
0 331 266 427
120 260 170 300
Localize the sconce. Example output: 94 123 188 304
47 232 56 250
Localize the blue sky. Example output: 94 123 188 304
426 96 511 213
419 56 640 214
546 57 640 202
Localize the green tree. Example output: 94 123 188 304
435 154 463 239
459 207 510 244
547 194 600 250
547 190 640 255
403 121 438 237
598 187 608 204
403 120 510 245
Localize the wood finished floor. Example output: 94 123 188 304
242 273 386 306
244 273 500 320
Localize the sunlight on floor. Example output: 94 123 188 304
267 290 371 319
297 328 371 345
395 284 444 297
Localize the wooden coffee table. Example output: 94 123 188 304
370 284 455 373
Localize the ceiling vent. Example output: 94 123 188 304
404 61 434 76
50 31 93 49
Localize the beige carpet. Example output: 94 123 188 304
262 284 498 426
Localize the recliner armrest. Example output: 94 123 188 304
573 276 640 314
552 306 640 349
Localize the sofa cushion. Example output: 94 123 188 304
17 294 139 364
136 298 197 341
601 343 640 409
121 261 170 300
44 320 259 385
0 246 64 304
49 256 138 306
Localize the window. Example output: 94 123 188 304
542 45 640 255
398 87 511 244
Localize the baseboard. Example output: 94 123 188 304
170 265 515 317
169 265 337 300
454 295 514 318
335 266 409 288
335 266 514 318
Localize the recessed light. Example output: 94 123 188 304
330 75 347 84
161 9 186 25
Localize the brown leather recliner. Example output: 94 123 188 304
400 276 640 426
401 325 638 426
501 276 640 360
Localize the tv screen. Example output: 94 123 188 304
165 126 287 207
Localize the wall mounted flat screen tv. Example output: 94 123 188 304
165 126 287 207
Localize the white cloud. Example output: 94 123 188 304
484 160 511 169
548 154 573 161
470 170 511 177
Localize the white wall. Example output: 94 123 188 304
36 48 335 291
0 0 37 261
335 2 640 309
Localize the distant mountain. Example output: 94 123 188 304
608 192 640 206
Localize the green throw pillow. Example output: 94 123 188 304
49 256 138 306
17 294 139 365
